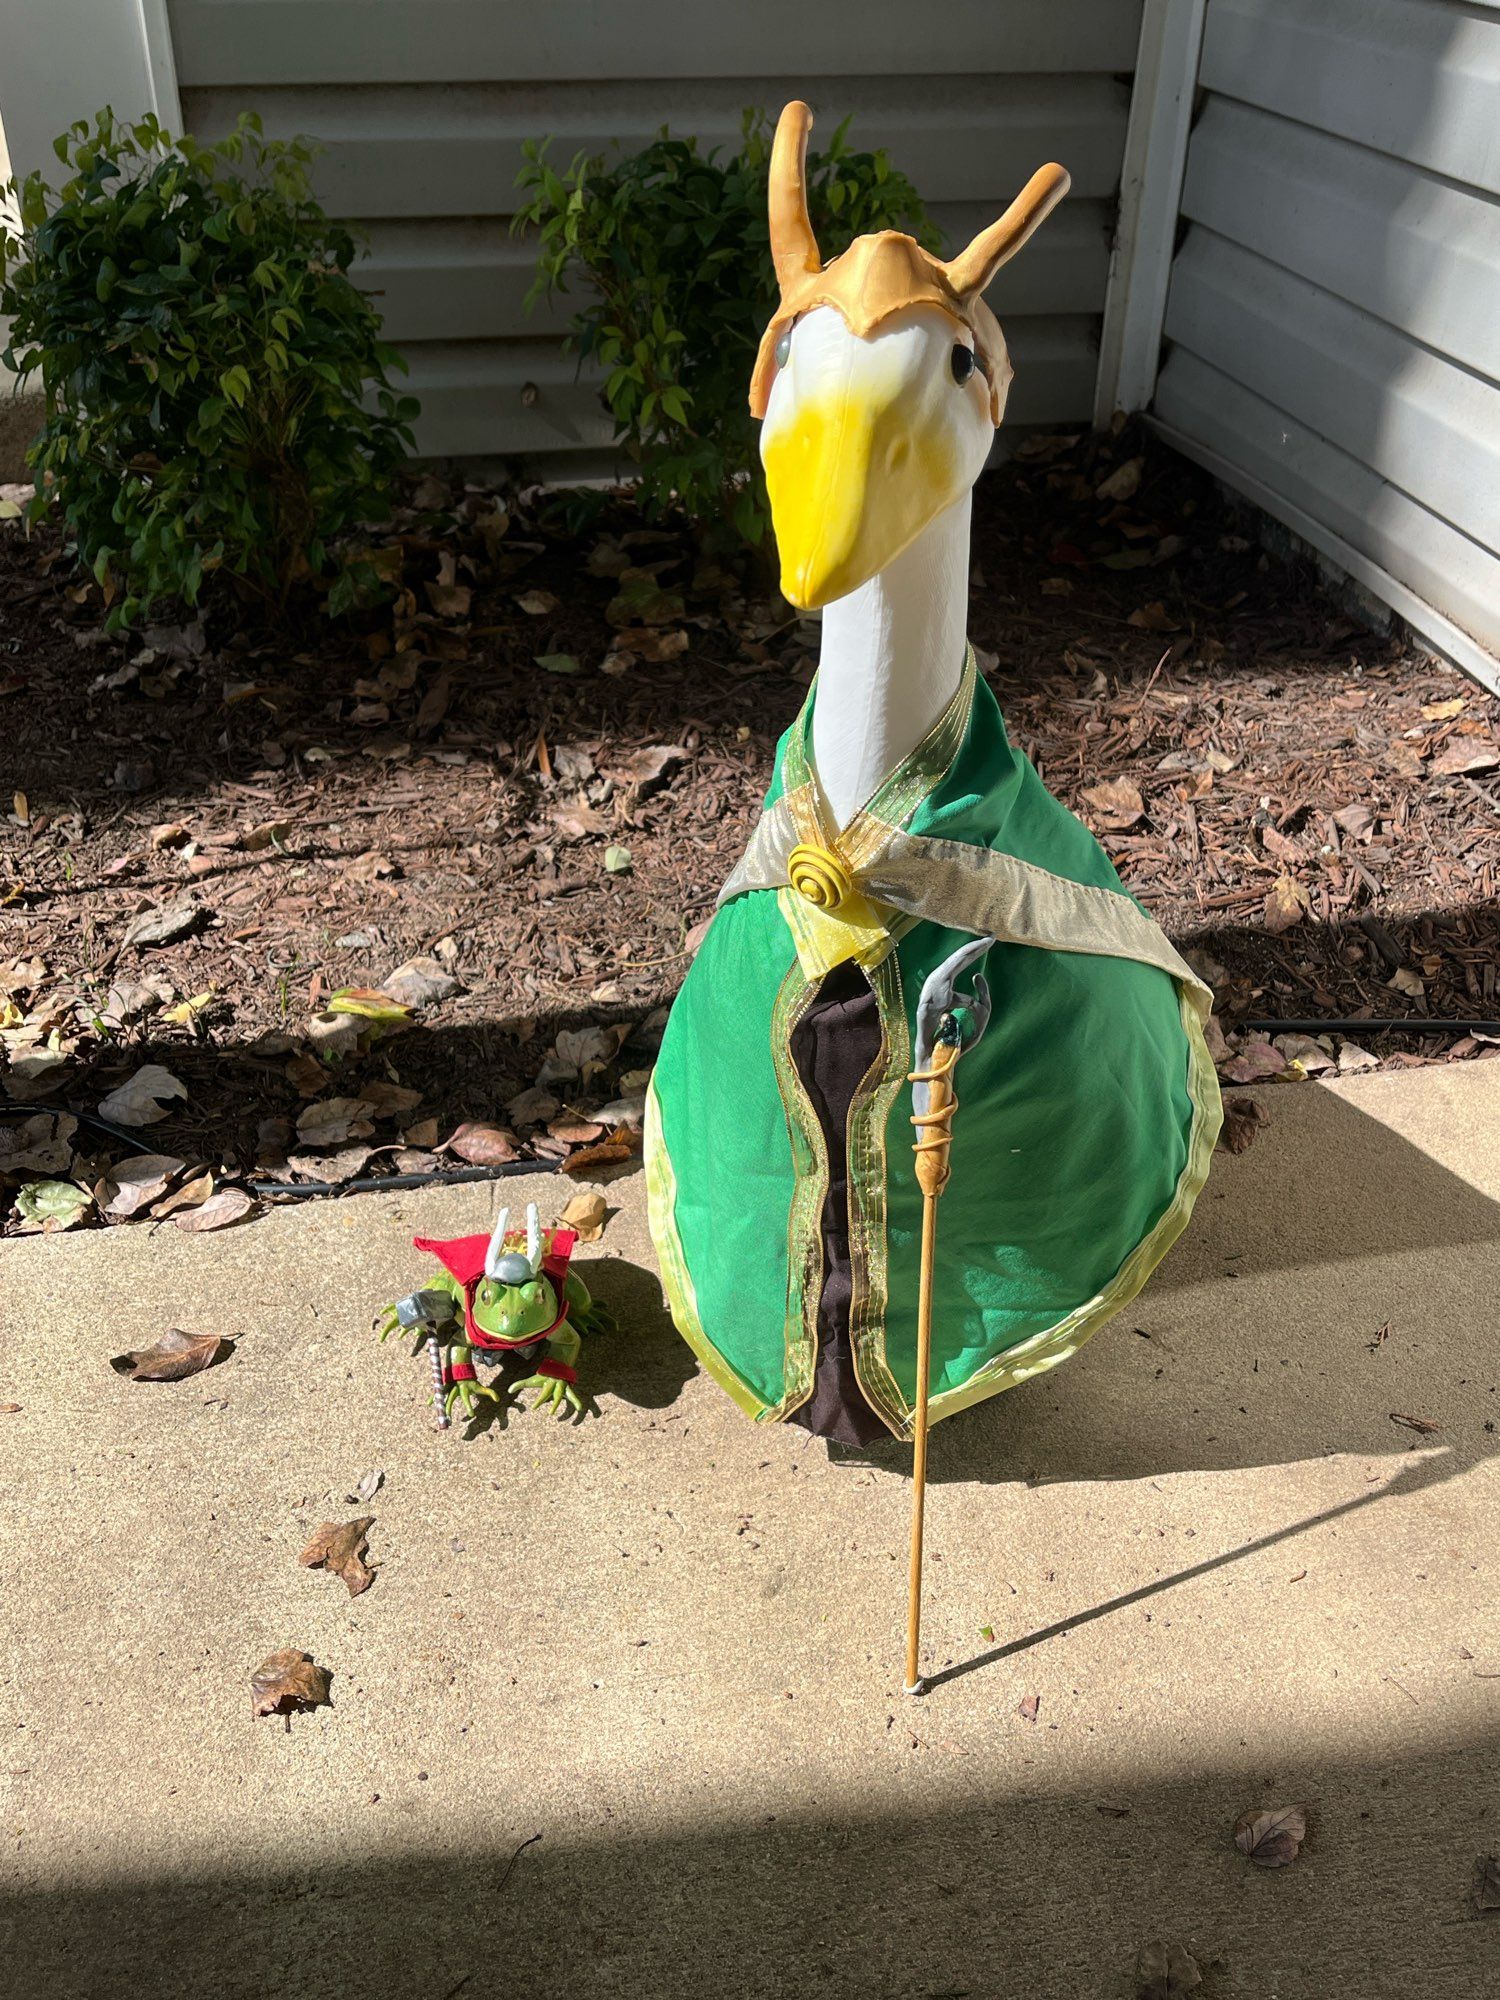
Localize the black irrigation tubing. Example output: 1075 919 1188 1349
63 1104 560 1200
249 1159 557 1199
1244 1018 1500 1037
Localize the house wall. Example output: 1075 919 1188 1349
163 0 1145 470
1152 0 1500 680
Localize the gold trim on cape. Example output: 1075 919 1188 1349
917 987 1221 1433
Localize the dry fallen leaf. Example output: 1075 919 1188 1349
1232 1805 1306 1867
1081 777 1145 828
1272 1032 1335 1075
1432 743 1499 777
425 568 472 619
358 1080 423 1119
551 800 611 842
1018 1692 1041 1723
1262 875 1308 934
553 1023 626 1076
549 1111 606 1147
561 1127 642 1181
296 1097 376 1147
1 1110 79 1178
1135 1939 1203 1998
1127 600 1181 633
443 1121 519 1165
560 1188 608 1242
1218 1096 1269 1155
1332 801 1375 842
383 956 458 1008
285 1144 374 1185
238 818 292 851
1219 1039 1287 1085
174 1187 255 1233
507 1086 560 1128
607 742 686 792
250 1648 332 1720
1473 1854 1500 1914
96 1151 184 1219
1096 455 1144 503
110 1328 234 1381
122 895 199 951
98 1063 189 1128
300 1517 376 1597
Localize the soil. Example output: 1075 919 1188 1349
3 422 1497 1230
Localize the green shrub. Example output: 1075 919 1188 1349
515 110 935 551
0 109 418 630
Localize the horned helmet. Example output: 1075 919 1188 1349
752 100 1069 610
471 1200 557 1343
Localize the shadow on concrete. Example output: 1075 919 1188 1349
923 1449 1454 1694
458 1249 697 1438
826 1072 1500 1500
3 1721 1495 2000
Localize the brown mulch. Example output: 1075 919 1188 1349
2 422 1497 1231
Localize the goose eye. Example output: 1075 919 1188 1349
774 329 792 369
950 343 976 385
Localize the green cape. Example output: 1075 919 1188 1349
646 649 1220 1439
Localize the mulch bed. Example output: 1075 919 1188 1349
3 422 1497 1231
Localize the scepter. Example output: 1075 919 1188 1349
904 935 994 1695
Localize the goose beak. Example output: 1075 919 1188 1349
761 311 971 611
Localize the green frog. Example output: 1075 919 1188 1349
376 1202 611 1426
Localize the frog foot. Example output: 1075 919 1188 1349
511 1357 584 1419
443 1359 504 1424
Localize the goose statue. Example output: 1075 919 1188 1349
645 101 1221 1448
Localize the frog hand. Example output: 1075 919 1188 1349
442 1346 504 1425
379 1287 459 1347
512 1324 584 1419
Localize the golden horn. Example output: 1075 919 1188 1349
943 162 1071 299
768 99 821 293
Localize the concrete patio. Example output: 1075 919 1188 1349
2 1061 1498 1998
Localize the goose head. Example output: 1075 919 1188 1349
751 101 1069 611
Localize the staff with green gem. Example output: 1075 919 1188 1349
905 937 993 1693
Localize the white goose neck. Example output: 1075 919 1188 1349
809 494 971 833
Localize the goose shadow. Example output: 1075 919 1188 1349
827 1071 1500 1492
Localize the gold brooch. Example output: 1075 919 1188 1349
787 841 855 913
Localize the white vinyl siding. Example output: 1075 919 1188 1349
1153 0 1500 677
165 1 1144 466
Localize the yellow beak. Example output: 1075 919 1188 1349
763 386 959 611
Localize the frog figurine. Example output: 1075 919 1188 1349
377 1202 611 1427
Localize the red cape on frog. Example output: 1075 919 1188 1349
411 1226 577 1351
